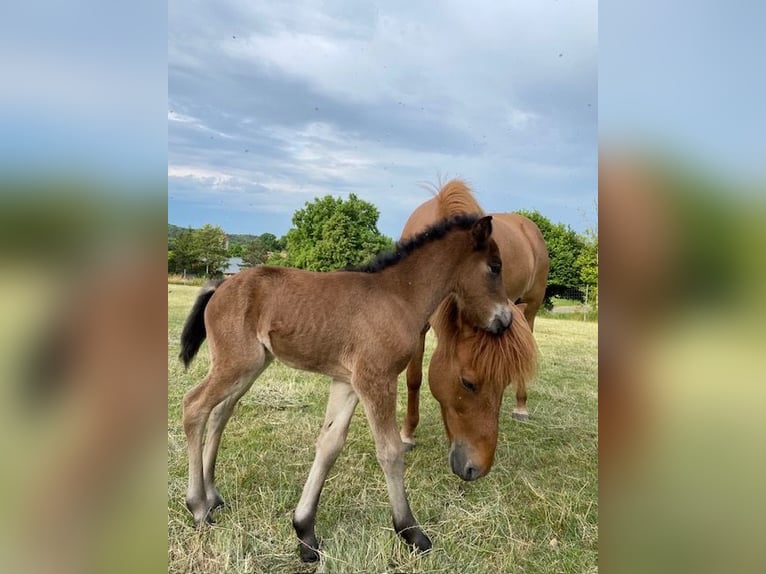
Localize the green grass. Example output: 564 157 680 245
168 284 597 573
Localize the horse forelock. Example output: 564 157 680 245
433 298 538 392
435 179 485 219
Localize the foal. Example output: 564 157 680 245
179 214 511 561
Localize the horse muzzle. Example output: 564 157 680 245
449 442 486 482
487 304 512 335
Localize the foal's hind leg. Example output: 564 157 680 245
401 325 429 450
183 349 269 525
202 354 273 512
293 380 358 562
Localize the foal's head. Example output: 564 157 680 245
428 300 537 481
450 216 512 335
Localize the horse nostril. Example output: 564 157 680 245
464 464 478 481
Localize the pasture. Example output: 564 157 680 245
168 283 597 573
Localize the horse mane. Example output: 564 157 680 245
432 295 538 391
435 179 485 218
428 180 537 390
351 213 480 273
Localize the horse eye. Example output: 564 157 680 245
461 378 477 393
489 262 501 274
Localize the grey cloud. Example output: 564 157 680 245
169 0 597 237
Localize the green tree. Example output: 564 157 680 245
257 233 284 253
195 224 229 276
516 210 585 288
283 194 393 271
242 238 268 267
577 228 598 307
228 243 245 258
168 250 176 273
172 227 200 275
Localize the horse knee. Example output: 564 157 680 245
375 442 404 469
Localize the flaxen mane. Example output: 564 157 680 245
430 180 538 392
435 179 484 218
432 295 538 391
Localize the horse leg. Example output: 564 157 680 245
183 350 268 526
512 382 529 421
293 380 358 562
511 300 538 421
201 354 273 513
358 377 431 553
401 325 428 450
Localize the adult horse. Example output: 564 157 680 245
179 214 511 562
399 180 549 480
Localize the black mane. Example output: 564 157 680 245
349 213 481 273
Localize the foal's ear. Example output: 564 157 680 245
471 216 493 249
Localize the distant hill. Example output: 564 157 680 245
168 223 272 249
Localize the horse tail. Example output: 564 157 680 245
179 279 225 369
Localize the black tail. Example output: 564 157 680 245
179 280 224 369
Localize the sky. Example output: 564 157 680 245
599 1 765 182
168 0 597 239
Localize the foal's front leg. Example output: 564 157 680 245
293 380 359 562
358 376 432 553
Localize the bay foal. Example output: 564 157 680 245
179 214 511 561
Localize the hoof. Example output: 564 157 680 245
402 439 416 452
187 497 216 527
193 513 215 528
209 494 225 511
397 525 432 553
511 411 529 422
299 542 320 563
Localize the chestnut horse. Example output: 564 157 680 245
400 180 548 480
179 214 511 562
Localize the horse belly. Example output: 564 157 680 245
266 329 352 382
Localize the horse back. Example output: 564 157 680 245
205 266 415 380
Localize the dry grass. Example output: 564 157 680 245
168 284 597 573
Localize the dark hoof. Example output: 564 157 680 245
402 441 416 452
511 411 529 422
209 494 225 511
398 526 432 553
412 531 432 553
193 513 215 528
299 542 320 563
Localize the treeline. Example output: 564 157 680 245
168 196 597 307
168 224 287 276
516 210 598 308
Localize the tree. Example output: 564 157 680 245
195 224 229 276
516 210 586 288
515 210 587 309
172 227 200 275
282 194 393 271
257 232 284 253
242 238 268 267
577 228 598 308
168 250 176 273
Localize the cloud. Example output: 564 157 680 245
169 0 597 237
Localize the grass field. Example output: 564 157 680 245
168 284 598 573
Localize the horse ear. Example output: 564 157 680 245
471 216 493 249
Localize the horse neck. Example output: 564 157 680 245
379 233 470 325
